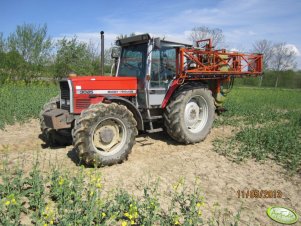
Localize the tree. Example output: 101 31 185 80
271 42 297 71
189 26 225 48
0 32 5 52
0 50 28 82
252 39 273 69
7 23 52 65
55 37 99 78
271 42 297 88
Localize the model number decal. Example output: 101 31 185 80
77 90 136 94
79 90 93 94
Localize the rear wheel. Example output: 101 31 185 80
164 86 215 144
39 96 71 146
72 103 137 166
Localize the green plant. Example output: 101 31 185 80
0 82 58 129
0 160 244 225
214 87 301 172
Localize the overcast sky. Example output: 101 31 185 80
1 0 301 67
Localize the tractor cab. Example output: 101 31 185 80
112 34 192 108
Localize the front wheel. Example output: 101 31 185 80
72 103 138 166
164 86 215 144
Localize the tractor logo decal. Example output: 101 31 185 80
267 206 299 224
77 90 137 94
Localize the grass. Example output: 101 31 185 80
214 87 301 172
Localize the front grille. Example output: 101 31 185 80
76 99 91 109
60 81 70 99
60 81 70 111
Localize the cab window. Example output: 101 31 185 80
150 47 176 88
117 44 147 78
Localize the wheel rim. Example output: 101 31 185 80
91 117 127 156
184 95 209 133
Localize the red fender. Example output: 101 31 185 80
161 78 182 109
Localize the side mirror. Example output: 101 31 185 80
111 47 120 59
153 38 161 49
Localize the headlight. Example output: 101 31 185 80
61 99 66 105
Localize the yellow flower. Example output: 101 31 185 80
101 212 106 218
124 212 130 218
11 198 16 205
43 224 48 226
121 221 128 226
130 220 135 225
174 215 180 225
50 220 54 225
198 210 202 216
58 177 64 185
89 191 94 196
133 211 138 218
196 202 201 207
96 183 102 188
86 170 91 176
173 185 178 191
5 200 10 206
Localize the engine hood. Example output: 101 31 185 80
69 76 137 95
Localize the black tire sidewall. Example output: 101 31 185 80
73 103 137 166
165 87 215 144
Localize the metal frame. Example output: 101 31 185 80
178 39 263 80
67 80 74 113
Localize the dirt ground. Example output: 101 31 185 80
0 119 300 225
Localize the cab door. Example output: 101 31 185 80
148 46 176 107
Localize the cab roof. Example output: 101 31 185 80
116 33 192 48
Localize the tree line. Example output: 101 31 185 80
0 24 102 83
0 24 300 88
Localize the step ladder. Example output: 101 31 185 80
145 109 163 133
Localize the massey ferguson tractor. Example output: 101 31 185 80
40 32 263 166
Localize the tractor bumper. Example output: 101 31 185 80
43 109 72 129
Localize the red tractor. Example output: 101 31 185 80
41 32 263 166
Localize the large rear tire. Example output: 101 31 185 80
39 96 71 146
164 86 215 144
72 103 138 166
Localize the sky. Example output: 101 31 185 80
1 0 301 67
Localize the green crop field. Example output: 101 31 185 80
0 82 58 129
214 87 301 172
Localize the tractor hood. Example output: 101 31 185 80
62 76 138 114
69 76 137 96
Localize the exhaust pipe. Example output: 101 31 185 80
100 31 104 75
